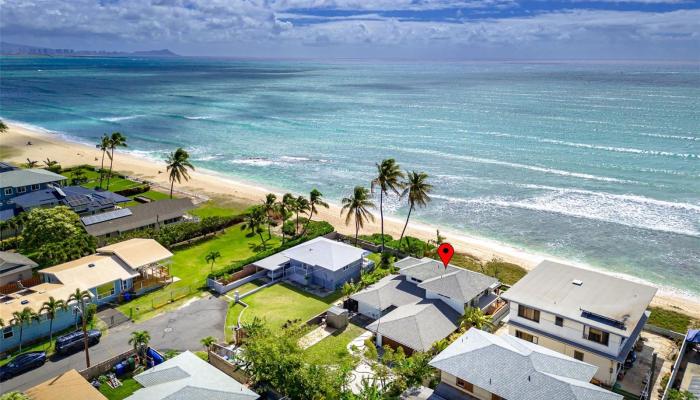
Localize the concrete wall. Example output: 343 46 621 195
357 300 381 319
207 270 266 295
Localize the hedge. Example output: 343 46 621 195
208 220 334 280
0 236 21 251
114 184 150 196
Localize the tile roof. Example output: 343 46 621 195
430 329 622 400
281 237 367 271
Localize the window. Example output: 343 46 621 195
96 282 115 299
584 326 610 346
456 378 473 392
574 351 584 361
17 186 27 194
3 188 12 196
32 184 41 191
555 316 564 327
518 305 540 322
121 280 128 292
515 330 538 344
2 326 13 339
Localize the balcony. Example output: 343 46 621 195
130 264 171 294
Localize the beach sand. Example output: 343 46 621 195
3 122 699 319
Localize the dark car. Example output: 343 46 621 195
55 329 102 355
624 350 637 368
0 351 47 381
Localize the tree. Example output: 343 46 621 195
262 193 277 239
24 158 38 168
668 390 698 400
201 336 216 351
277 193 296 243
70 167 87 185
106 132 127 189
165 147 194 198
205 250 221 272
371 159 404 251
398 171 432 247
394 351 434 390
0 392 31 400
0 119 7 134
20 206 96 266
10 307 39 352
40 297 67 347
43 158 60 173
97 134 111 189
300 189 328 237
459 306 494 331
241 206 268 249
68 289 93 367
340 186 375 245
129 330 151 361
293 196 310 234
342 281 358 300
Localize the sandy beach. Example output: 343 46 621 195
2 122 699 319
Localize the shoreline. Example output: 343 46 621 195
3 121 699 319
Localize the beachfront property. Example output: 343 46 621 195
0 239 172 354
25 368 108 400
0 163 67 220
0 251 38 286
251 237 374 292
349 256 500 353
501 260 657 386
428 328 622 400
664 329 700 399
9 185 130 217
83 198 197 241
126 350 259 400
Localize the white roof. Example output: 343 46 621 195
97 239 173 269
251 252 289 271
430 329 622 400
39 253 139 290
128 351 259 400
281 237 366 271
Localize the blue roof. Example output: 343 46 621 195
688 329 700 344
0 208 15 221
11 185 130 214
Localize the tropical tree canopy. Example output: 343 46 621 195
19 206 96 266
0 119 8 134
371 159 405 250
165 147 195 198
341 186 375 244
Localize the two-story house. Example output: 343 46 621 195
350 257 500 353
501 260 657 386
0 164 66 220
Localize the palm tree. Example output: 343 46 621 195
129 330 151 361
96 134 111 189
165 148 195 198
106 132 127 189
40 297 67 347
241 206 267 249
398 171 432 247
0 119 7 133
458 306 494 332
10 307 39 352
293 196 310 234
43 158 58 169
371 159 404 251
300 189 328 237
201 336 216 351
68 288 93 367
25 158 38 168
341 186 375 245
205 250 221 272
277 193 296 243
262 193 277 239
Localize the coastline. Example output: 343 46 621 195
3 121 699 319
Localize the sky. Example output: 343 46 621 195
0 0 699 60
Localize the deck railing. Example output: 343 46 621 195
0 276 42 295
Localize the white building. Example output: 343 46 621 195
501 260 657 386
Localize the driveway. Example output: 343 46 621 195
1 294 227 394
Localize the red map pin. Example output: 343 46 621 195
437 243 454 268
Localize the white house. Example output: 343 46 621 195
501 260 657 386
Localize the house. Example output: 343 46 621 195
0 165 67 219
251 237 374 291
501 260 657 386
0 239 172 354
350 257 500 353
25 368 108 400
664 329 700 399
0 251 38 286
83 198 197 240
9 185 130 218
126 350 259 400
429 328 622 400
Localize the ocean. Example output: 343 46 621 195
1 57 698 298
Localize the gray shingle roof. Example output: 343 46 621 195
501 260 657 337
128 351 258 400
399 258 461 282
0 168 66 188
430 329 622 400
418 269 498 304
281 237 367 271
0 251 38 274
367 299 460 352
351 275 425 310
84 198 195 237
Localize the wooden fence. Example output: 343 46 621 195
79 349 136 380
0 276 42 295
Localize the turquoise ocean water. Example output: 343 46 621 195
0 57 698 297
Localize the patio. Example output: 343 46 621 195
617 331 678 398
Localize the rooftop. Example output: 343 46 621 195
25 369 108 400
0 282 81 326
97 238 173 269
39 253 139 290
430 329 622 400
127 351 259 400
281 237 368 271
399 257 462 282
83 198 196 237
351 274 425 310
501 260 657 337
0 168 66 189
12 185 130 214
0 250 38 275
418 269 498 304
251 252 290 271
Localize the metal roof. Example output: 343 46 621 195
82 208 133 226
0 168 66 188
83 198 196 237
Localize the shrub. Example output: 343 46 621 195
0 236 21 251
114 184 150 196
359 233 393 245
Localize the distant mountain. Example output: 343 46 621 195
0 42 179 57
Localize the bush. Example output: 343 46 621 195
0 236 21 251
359 233 393 245
114 184 150 196
86 303 97 324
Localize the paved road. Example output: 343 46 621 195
1 295 227 393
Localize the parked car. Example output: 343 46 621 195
0 351 47 381
55 329 102 355
624 350 637 368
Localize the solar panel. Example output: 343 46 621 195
54 186 66 198
66 195 89 207
81 208 133 226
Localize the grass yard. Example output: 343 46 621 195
190 200 248 219
302 324 365 366
72 167 143 192
117 226 280 321
648 306 699 333
99 374 143 400
450 253 527 286
123 189 174 206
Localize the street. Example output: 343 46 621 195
0 295 228 394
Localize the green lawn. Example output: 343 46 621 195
648 306 699 333
117 226 280 321
99 374 143 400
302 324 365 366
190 200 247 219
71 167 142 192
123 190 174 207
450 253 527 286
